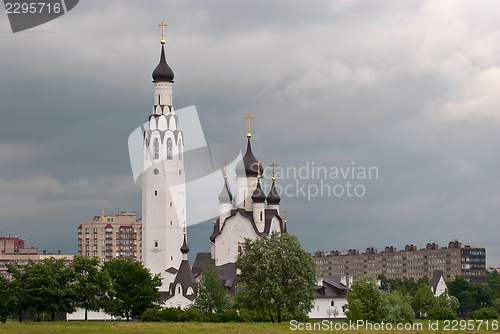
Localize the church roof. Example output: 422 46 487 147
251 179 266 202
167 234 196 300
210 208 283 242
430 270 444 292
192 252 214 277
315 276 348 298
180 234 189 254
235 139 263 177
218 179 233 203
152 44 174 82
209 218 220 243
266 181 281 204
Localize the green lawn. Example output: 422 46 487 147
0 320 498 333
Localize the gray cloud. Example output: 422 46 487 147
0 0 499 266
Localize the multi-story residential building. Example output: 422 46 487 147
314 241 486 283
0 237 72 280
0 236 38 255
77 211 142 262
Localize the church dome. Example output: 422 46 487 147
152 45 174 82
218 179 233 203
267 181 280 205
251 179 266 203
236 139 263 177
180 234 189 254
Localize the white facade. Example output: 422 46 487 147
433 276 447 296
308 298 348 320
142 46 186 292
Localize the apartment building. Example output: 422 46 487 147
314 241 486 283
77 211 142 262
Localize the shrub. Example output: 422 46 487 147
427 306 458 320
470 307 498 320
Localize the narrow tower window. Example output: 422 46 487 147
178 140 182 160
153 138 159 160
158 94 161 105
154 241 158 248
260 211 263 221
167 138 173 160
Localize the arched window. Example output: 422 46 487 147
153 138 159 160
167 138 173 160
331 300 334 306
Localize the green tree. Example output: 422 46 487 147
236 232 316 323
448 276 493 314
412 284 438 318
72 256 112 320
470 307 498 320
194 263 231 314
6 264 29 322
21 258 75 321
0 276 12 323
345 275 386 322
102 258 161 321
383 290 414 324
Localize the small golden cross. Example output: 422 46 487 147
223 161 229 179
158 21 167 44
270 162 278 181
183 221 187 235
257 160 262 179
213 211 217 225
283 209 288 222
244 114 254 138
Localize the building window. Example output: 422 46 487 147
155 191 158 196
169 202 172 207
153 138 159 160
167 138 173 160
331 301 334 306
178 286 181 294
154 241 158 248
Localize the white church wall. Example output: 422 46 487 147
308 298 347 320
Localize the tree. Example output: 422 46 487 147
102 258 161 321
384 290 415 324
448 276 493 314
20 258 75 321
470 307 498 320
72 256 112 320
412 284 438 318
194 263 232 314
345 275 386 322
236 232 316 323
6 264 29 322
0 276 12 323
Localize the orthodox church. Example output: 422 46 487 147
142 26 287 309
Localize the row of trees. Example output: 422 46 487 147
0 257 161 323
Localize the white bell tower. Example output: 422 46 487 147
142 23 186 292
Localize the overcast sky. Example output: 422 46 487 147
1 0 499 267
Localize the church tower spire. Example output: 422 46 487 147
142 24 185 292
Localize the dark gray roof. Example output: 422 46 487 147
251 179 266 202
235 139 263 177
315 276 348 299
266 181 281 204
165 267 178 275
218 179 233 204
209 218 220 243
152 44 174 82
430 271 444 292
192 252 214 277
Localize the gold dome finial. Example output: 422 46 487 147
213 211 217 225
238 241 241 256
159 21 167 45
223 161 229 180
270 162 278 182
244 113 254 138
257 160 262 179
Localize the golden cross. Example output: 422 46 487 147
270 162 278 181
244 114 254 138
238 241 241 256
283 209 288 222
158 21 167 44
257 160 262 178
213 211 217 225
223 161 229 179
183 221 187 235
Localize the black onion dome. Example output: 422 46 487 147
180 234 189 254
152 45 174 82
218 179 233 203
236 139 263 177
267 181 281 205
251 179 266 203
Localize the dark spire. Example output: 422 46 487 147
209 217 219 242
251 179 266 203
218 179 233 203
152 45 174 82
180 233 189 254
267 181 281 205
236 139 263 177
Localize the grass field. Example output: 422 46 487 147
0 320 498 333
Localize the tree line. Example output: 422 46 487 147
0 256 161 323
